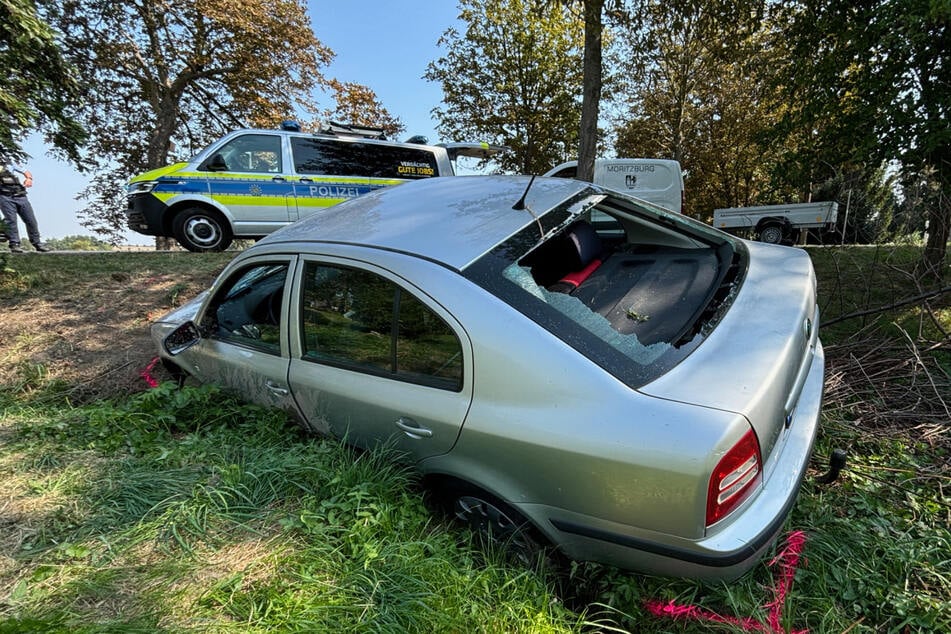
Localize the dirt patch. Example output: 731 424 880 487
0 267 220 402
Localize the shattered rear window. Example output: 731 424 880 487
464 192 744 388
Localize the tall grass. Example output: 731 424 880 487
1 245 949 632
1 385 582 632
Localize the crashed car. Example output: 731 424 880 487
153 175 824 579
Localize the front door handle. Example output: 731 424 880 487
265 380 289 397
395 417 433 439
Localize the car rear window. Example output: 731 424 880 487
291 138 438 179
464 193 743 388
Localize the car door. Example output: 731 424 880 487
176 256 301 418
289 137 372 222
203 133 295 233
286 257 473 461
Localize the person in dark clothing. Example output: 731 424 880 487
1 159 50 253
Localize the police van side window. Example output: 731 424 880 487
204 134 282 173
292 138 366 176
291 138 438 179
365 146 437 179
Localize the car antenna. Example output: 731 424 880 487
512 175 544 239
512 175 534 210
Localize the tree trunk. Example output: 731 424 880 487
919 153 950 281
921 197 949 281
576 0 603 183
147 92 181 169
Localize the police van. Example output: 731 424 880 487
544 158 684 213
126 121 506 251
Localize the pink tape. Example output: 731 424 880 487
645 530 809 634
140 356 160 388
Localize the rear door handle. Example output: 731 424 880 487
265 380 289 397
395 417 432 439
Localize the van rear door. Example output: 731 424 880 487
595 159 683 213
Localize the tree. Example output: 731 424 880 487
324 80 405 140
46 0 333 242
776 0 951 278
575 0 604 183
426 0 584 174
613 0 792 218
0 0 84 161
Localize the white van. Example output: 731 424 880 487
544 158 684 213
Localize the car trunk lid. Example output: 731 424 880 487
638 242 820 462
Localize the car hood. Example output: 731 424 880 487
638 242 820 459
128 162 188 184
152 290 208 331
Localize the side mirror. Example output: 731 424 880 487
164 322 202 355
206 153 228 172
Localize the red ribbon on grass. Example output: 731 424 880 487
645 530 808 634
140 356 160 388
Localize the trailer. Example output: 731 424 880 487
713 201 839 244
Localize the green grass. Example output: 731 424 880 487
2 385 582 632
0 251 235 300
1 244 949 632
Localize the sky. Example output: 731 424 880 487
22 1 463 244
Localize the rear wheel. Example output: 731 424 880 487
433 480 548 567
172 208 233 252
757 224 785 244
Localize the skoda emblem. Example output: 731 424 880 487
803 317 812 340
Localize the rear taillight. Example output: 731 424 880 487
706 429 762 526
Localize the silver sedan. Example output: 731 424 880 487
153 175 824 579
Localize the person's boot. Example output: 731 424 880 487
9 243 23 253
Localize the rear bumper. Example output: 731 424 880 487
541 340 824 579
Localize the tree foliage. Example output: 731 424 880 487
775 0 950 276
426 0 584 174
46 0 333 241
323 80 406 140
0 0 84 161
42 235 114 251
613 0 794 218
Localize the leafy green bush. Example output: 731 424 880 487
40 236 114 251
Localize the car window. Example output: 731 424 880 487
291 138 438 179
201 263 288 355
549 166 577 179
463 194 740 388
300 262 462 390
210 133 282 173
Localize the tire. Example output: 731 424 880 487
172 207 233 252
758 224 785 244
433 480 548 567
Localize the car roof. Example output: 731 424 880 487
257 175 594 270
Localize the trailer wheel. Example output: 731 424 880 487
758 224 785 244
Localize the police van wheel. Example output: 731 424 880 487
173 208 233 252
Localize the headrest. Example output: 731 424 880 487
565 220 602 268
